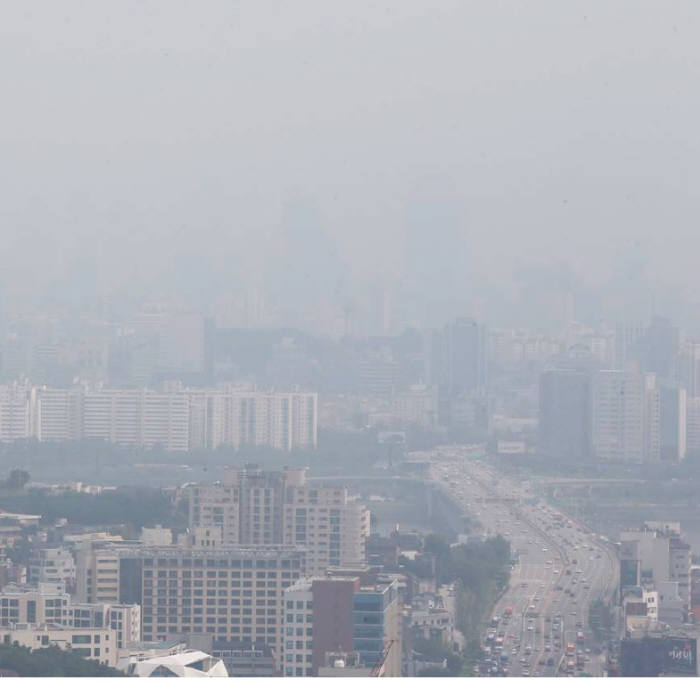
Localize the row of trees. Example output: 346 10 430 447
589 598 614 642
0 487 183 529
403 534 511 676
0 643 124 676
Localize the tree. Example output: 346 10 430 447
0 642 124 676
589 599 614 642
5 469 30 490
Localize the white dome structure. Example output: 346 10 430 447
131 650 228 677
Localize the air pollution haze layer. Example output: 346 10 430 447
2 1 700 330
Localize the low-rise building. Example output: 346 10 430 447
283 573 401 677
0 623 117 667
127 649 228 677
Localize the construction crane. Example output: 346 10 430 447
370 639 396 677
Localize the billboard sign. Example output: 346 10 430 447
664 637 697 675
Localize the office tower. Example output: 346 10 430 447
358 351 399 400
283 574 401 677
591 370 648 462
187 468 369 574
659 384 687 462
445 317 487 396
115 546 305 669
133 308 205 377
641 316 679 380
390 385 439 428
402 178 469 327
615 320 646 370
679 339 700 397
538 369 591 460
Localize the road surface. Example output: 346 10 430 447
430 453 618 677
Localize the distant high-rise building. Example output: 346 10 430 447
132 308 205 378
445 317 487 396
659 383 687 463
615 321 646 370
591 370 655 462
679 339 700 397
187 387 318 451
686 396 700 457
358 351 398 400
641 316 679 380
82 388 190 451
0 381 34 442
4 382 317 453
538 369 591 460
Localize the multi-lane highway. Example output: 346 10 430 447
430 453 618 677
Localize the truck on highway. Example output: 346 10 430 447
504 605 513 617
566 643 575 657
577 631 585 644
500 652 509 663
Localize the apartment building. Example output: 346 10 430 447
283 574 401 677
33 386 82 441
187 467 369 573
283 484 370 575
2 382 317 452
82 388 190 451
0 381 34 441
187 388 317 451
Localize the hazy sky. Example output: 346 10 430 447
2 1 700 326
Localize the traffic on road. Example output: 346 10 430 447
431 453 618 677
